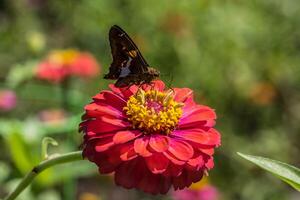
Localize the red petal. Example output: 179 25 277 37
167 139 194 161
173 170 188 190
109 84 138 99
173 169 203 190
145 153 169 174
172 128 220 146
163 151 185 165
116 142 138 161
179 106 216 127
134 137 152 157
153 80 165 91
200 148 215 156
120 146 138 161
149 135 169 152
173 88 194 103
205 157 214 169
187 154 205 170
113 130 141 144
115 159 142 189
94 137 114 152
81 118 130 136
84 103 124 119
187 170 204 184
158 176 172 194
141 80 165 91
96 152 122 173
162 164 183 177
101 117 131 128
84 132 114 142
93 91 126 110
137 168 161 194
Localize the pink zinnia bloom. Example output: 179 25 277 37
38 109 67 126
80 80 221 194
172 185 219 200
0 90 17 111
35 49 100 83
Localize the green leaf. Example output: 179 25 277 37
237 152 300 191
6 132 33 174
0 162 10 183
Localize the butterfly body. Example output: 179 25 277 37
104 25 160 87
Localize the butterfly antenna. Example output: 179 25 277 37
164 73 174 91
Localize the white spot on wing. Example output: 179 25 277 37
119 57 132 77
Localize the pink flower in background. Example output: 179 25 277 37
35 49 100 83
172 185 219 200
38 109 67 126
0 90 17 111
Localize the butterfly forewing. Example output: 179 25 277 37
105 25 148 79
104 25 160 87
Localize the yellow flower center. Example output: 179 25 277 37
49 49 79 66
124 89 183 134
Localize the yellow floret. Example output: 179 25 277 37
124 89 183 134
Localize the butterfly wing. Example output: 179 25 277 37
104 25 149 80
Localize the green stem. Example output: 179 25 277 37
4 151 83 200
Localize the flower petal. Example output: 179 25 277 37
84 103 124 119
115 142 138 161
162 164 184 177
158 176 172 194
187 154 205 170
172 128 221 146
173 88 193 103
93 91 126 110
145 153 169 174
167 139 194 161
163 151 186 165
179 106 216 127
149 135 169 152
200 148 215 156
205 157 214 169
172 170 188 190
115 158 142 189
113 130 142 144
141 80 165 91
134 137 152 157
109 84 138 99
94 137 114 152
96 152 122 173
173 169 203 190
153 80 165 91
137 168 161 194
80 118 130 136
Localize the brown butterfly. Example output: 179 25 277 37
104 25 160 87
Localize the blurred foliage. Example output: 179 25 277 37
0 0 300 199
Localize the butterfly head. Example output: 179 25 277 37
148 67 160 77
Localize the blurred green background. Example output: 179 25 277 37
0 0 300 199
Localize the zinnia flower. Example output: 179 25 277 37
172 185 219 200
80 80 221 194
35 49 100 83
38 109 67 126
0 90 17 111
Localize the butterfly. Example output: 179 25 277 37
104 25 160 87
